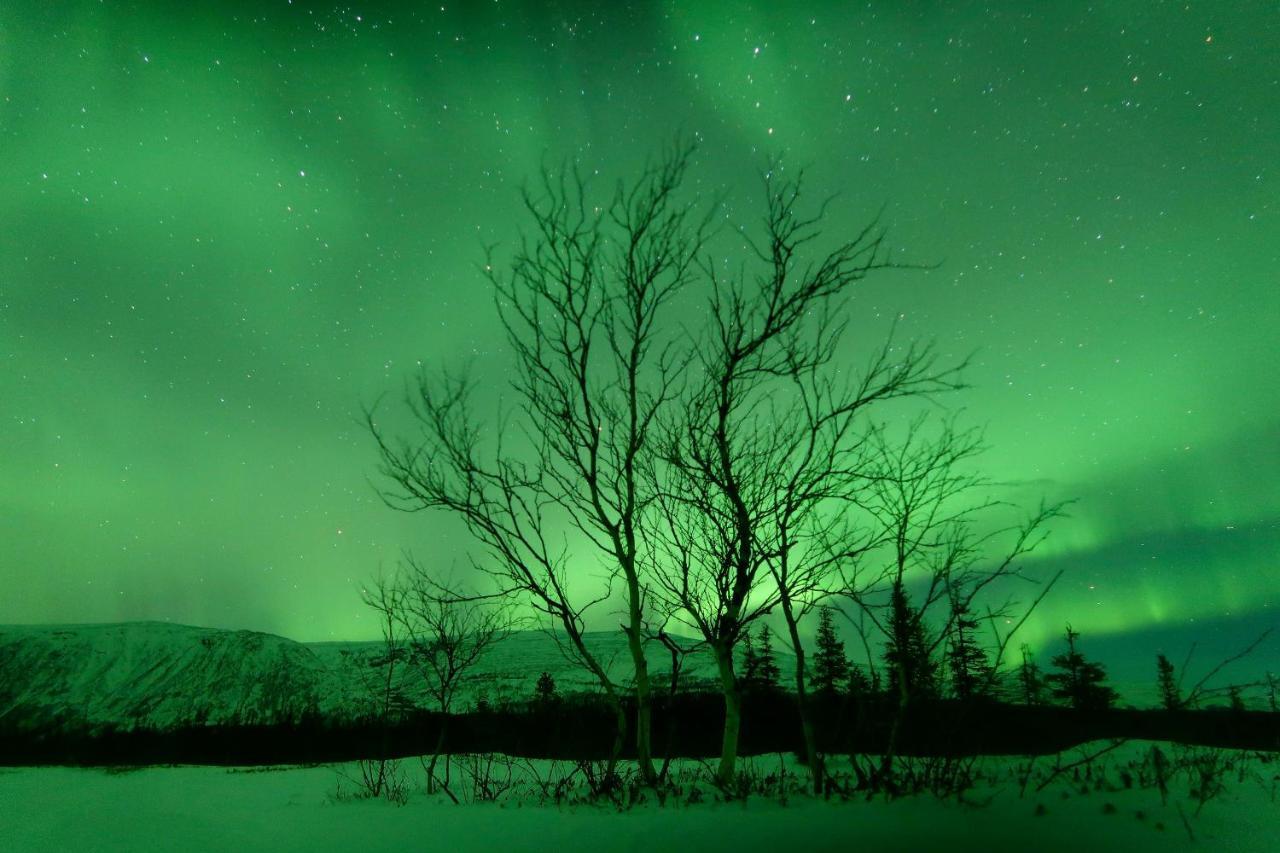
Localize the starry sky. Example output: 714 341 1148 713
2 2 1277 673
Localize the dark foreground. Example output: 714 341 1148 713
3 693 1277 766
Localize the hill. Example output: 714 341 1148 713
0 621 795 734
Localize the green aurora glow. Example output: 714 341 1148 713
2 2 1276 658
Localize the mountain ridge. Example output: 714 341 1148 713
0 621 792 735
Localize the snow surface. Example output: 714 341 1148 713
0 743 1274 853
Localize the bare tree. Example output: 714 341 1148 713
1176 629 1274 709
351 572 410 801
650 163 965 787
649 620 706 783
842 414 1066 780
392 557 513 795
368 140 715 783
758 334 973 793
367 371 633 774
854 416 1066 679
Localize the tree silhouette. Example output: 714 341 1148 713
809 607 851 696
883 580 937 705
368 141 714 783
740 630 760 688
1018 643 1048 707
535 671 558 705
1045 626 1117 711
946 600 993 701
364 560 512 795
756 626 782 690
1156 653 1182 711
842 415 1066 780
848 665 873 696
740 626 782 695
648 162 965 789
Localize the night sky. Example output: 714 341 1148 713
3 2 1277 668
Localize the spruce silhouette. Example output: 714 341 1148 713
884 582 937 703
946 602 993 701
1045 626 1117 711
810 607 851 696
1156 653 1181 711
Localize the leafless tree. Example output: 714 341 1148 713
648 617 707 783
649 163 966 787
351 571 410 801
367 374 632 774
842 414 1067 781
853 415 1067 675
1176 629 1274 709
757 338 978 793
368 140 715 782
388 557 514 795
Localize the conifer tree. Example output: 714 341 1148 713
847 665 872 696
755 625 782 690
1018 643 1047 706
1045 626 1117 711
946 601 993 700
741 626 781 694
535 671 558 704
883 581 937 704
1156 653 1181 711
810 607 851 696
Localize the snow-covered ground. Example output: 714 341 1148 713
2 743 1275 853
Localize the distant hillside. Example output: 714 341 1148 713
0 623 336 732
0 622 796 734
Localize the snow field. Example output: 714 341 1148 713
0 743 1275 853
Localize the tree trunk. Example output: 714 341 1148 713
880 657 911 790
563 625 626 777
625 589 657 784
780 602 823 794
607 693 627 780
713 642 742 786
425 716 449 794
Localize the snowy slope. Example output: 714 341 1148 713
0 622 796 733
0 622 339 731
309 626 795 708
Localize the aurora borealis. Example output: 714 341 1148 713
2 1 1276 674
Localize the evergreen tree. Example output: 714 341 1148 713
741 626 781 693
754 625 782 690
535 671 558 704
810 607 851 696
1156 654 1181 711
946 601 993 701
883 581 937 704
847 664 872 697
1045 626 1118 711
1018 643 1047 706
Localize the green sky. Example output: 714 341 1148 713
2 1 1276 657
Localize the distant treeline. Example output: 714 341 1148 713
3 692 1277 767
